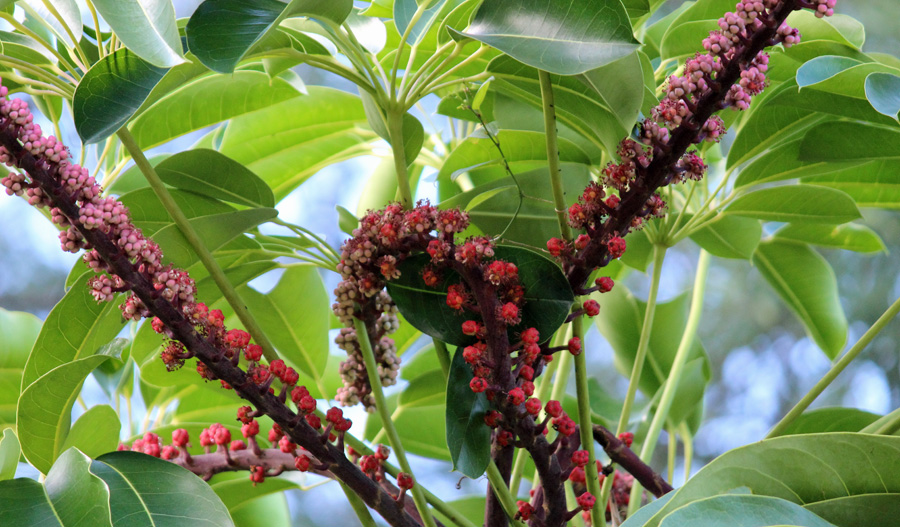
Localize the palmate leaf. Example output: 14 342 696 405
387 246 574 347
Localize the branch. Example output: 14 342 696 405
592 425 673 498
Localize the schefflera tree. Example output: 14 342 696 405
0 0 900 527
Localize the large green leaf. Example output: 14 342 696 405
45 448 112 527
129 70 302 149
0 309 41 429
801 160 900 209
0 30 56 64
21 274 126 390
0 429 19 481
91 0 184 68
24 0 81 48
17 346 122 474
218 86 375 200
733 138 860 190
452 0 638 75
91 451 235 526
725 186 861 224
774 224 886 253
387 246 574 346
238 266 329 381
796 55 865 89
688 214 762 259
799 122 900 163
59 405 120 461
365 392 448 460
778 408 880 436
657 494 836 527
394 0 463 45
752 240 846 358
120 188 236 235
643 434 900 527
73 48 169 144
445 347 491 478
212 476 298 526
155 149 275 208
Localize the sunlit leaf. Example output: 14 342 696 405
91 0 184 68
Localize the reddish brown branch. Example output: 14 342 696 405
592 425 673 498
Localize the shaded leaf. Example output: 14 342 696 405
91 0 184 68
60 405 121 461
865 72 900 121
452 0 638 75
155 149 275 208
73 48 168 144
400 370 446 408
0 428 19 481
360 90 424 166
387 246 574 346
0 308 41 429
17 346 123 474
446 347 490 478
657 494 835 527
799 122 900 163
689 214 762 259
365 393 448 460
778 407 880 436
801 160 900 209
752 240 846 358
725 186 861 224
775 224 886 253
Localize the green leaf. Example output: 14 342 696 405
777 408 880 436
689 215 762 259
187 0 288 73
387 246 574 346
151 208 278 268
0 429 19 481
155 149 275 208
799 122 900 163
725 186 861 224
733 137 858 190
620 493 673 527
357 157 401 216
360 91 424 166
796 55 864 89
91 451 235 526
0 308 41 428
400 369 446 408
218 86 375 200
239 266 330 380
394 0 461 45
60 405 120 461
775 224 886 253
228 492 291 527
24 0 81 48
73 48 168 144
445 347 490 478
212 476 299 521
752 240 846 358
17 347 122 474
91 0 184 68
45 448 112 527
129 70 302 149
865 72 900 121
120 188 236 235
0 479 62 525
0 30 56 64
336 205 359 235
801 160 900 209
806 495 900 527
22 274 126 390
365 393 449 460
642 434 900 527
657 494 836 527
452 0 638 75
439 165 590 248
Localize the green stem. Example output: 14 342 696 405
572 312 605 527
486 460 527 527
679 422 693 483
864 407 900 435
341 481 379 527
538 69 573 242
414 48 490 100
617 244 667 436
387 110 414 209
85 0 105 58
401 41 458 103
0 12 79 80
666 425 676 484
766 293 900 438
116 129 281 364
37 0 90 69
353 317 436 527
432 338 451 379
390 2 428 100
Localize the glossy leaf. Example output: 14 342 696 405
17 345 123 474
725 186 861 224
446 347 490 478
689 214 762 259
796 55 863 88
91 451 235 526
120 188 236 235
866 72 900 121
387 246 574 346
643 434 900 527
218 86 375 200
800 122 900 163
0 30 55 64
0 308 41 428
155 149 275 208
45 448 112 527
733 137 859 190
801 160 900 209
187 0 289 73
60 405 120 461
452 0 638 75
657 494 835 527
752 240 846 358
22 273 126 390
0 428 19 481
129 70 302 149
394 0 461 45
239 266 330 380
778 407 880 436
775 224 886 253
24 0 81 48
91 0 184 68
73 48 168 143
